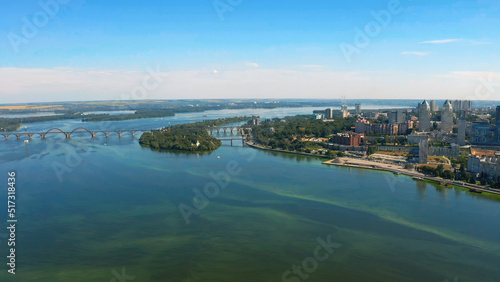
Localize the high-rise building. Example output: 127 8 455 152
441 100 454 133
497 106 500 124
457 116 466 146
355 103 362 115
419 138 429 164
325 108 334 119
430 100 439 112
389 111 406 124
464 100 472 111
341 109 350 118
418 100 431 132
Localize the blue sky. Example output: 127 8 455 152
0 0 499 103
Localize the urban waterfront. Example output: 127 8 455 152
1 108 500 281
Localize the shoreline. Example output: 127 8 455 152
245 141 500 196
325 157 500 196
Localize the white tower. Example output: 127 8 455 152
441 100 454 133
418 100 431 132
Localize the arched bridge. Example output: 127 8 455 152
0 126 252 141
0 128 154 140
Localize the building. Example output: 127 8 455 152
419 138 429 164
468 155 500 181
331 132 364 146
451 100 472 112
341 109 350 118
497 106 500 124
418 100 431 132
389 111 406 124
325 108 334 120
314 114 324 120
457 116 467 146
355 118 370 133
355 119 399 135
430 100 439 112
441 100 454 133
251 117 261 126
408 132 429 145
472 122 500 146
355 103 362 115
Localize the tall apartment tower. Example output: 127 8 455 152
389 111 406 124
441 100 454 133
419 138 429 164
325 108 334 119
430 100 439 112
457 116 467 146
418 100 431 132
355 103 362 115
497 106 500 124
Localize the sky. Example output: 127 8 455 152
0 0 499 103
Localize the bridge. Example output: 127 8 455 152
0 126 252 141
0 128 154 140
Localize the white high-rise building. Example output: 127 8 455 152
430 100 439 112
418 100 431 132
355 103 361 115
441 100 454 133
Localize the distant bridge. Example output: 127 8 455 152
0 126 252 141
0 128 154 140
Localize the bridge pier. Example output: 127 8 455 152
132 131 135 138
4 135 8 140
16 134 20 140
92 132 96 139
118 132 122 138
105 132 109 138
66 134 70 139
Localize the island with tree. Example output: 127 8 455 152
139 116 255 152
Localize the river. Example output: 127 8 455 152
0 107 499 281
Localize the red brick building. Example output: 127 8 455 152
331 132 364 146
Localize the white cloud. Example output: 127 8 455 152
401 51 429 56
420 39 461 44
245 62 259 68
0 67 499 103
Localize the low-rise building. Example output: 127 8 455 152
331 132 364 146
468 155 500 181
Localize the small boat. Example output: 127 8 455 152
217 156 221 159
393 172 400 175
412 177 423 181
470 188 482 194
24 140 29 144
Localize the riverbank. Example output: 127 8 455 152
325 157 500 196
245 141 331 159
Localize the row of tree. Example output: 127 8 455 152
253 116 356 151
139 116 253 152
